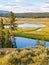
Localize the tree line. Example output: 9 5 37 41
0 12 49 18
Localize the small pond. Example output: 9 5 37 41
15 37 49 48
4 23 46 28
18 23 46 28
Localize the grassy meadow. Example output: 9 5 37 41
2 17 49 41
0 16 49 65
0 0 49 64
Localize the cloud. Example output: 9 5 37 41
15 0 23 2
0 4 49 13
0 5 35 13
0 0 49 13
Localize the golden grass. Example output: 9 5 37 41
1 17 49 40
0 47 49 65
1 17 49 26
15 18 49 27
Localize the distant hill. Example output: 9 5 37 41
0 10 49 18
0 10 9 14
14 12 49 18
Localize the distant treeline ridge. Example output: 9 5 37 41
0 12 49 18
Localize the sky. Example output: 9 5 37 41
0 0 49 13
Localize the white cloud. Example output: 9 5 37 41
17 0 49 12
15 0 18 1
0 1 49 13
15 0 23 4
0 5 49 13
0 4 35 13
15 0 23 2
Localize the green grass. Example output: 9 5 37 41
13 29 49 41
3 26 49 41
2 17 49 41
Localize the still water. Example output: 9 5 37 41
15 37 49 48
4 23 46 28
18 23 46 28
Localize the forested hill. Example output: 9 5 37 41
14 12 49 18
0 12 49 18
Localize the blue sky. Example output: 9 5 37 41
0 0 49 13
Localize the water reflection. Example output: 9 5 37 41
15 37 49 48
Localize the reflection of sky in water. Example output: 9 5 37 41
4 23 46 29
4 25 9 28
18 23 46 28
15 37 49 48
46 41 49 46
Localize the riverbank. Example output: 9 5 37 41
12 27 49 41
3 26 49 41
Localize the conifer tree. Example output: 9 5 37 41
0 18 4 48
9 11 16 48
